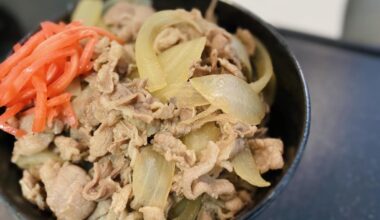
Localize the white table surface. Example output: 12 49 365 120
233 0 349 39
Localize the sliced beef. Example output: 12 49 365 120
19 170 46 210
181 141 219 199
152 131 196 168
94 41 126 94
54 136 83 162
103 2 154 41
87 200 111 220
88 124 113 161
82 155 126 201
249 138 284 173
153 27 186 53
40 161 95 220
12 133 54 162
110 184 132 214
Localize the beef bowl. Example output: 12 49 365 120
0 0 310 219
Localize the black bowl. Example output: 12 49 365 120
0 0 310 219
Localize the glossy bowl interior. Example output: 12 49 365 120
0 0 310 219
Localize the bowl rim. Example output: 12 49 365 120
218 0 311 219
0 1 311 219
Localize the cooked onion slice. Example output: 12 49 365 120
182 122 221 156
153 37 207 106
132 147 175 209
169 197 202 220
135 10 201 92
153 83 208 108
249 38 274 93
190 74 265 125
231 35 252 78
159 37 206 85
71 0 103 26
232 147 270 187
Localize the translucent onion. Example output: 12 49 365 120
132 147 175 209
232 147 270 187
190 74 265 125
103 0 152 12
181 105 219 125
153 83 208 108
153 37 207 106
263 74 277 106
71 0 103 26
249 38 274 93
159 37 206 85
135 10 201 92
15 151 60 169
169 197 202 220
231 35 252 79
182 122 221 156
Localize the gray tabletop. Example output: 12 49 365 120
1 2 380 219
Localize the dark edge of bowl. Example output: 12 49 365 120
0 1 311 219
218 0 311 219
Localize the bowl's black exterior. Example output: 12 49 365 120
0 0 310 219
